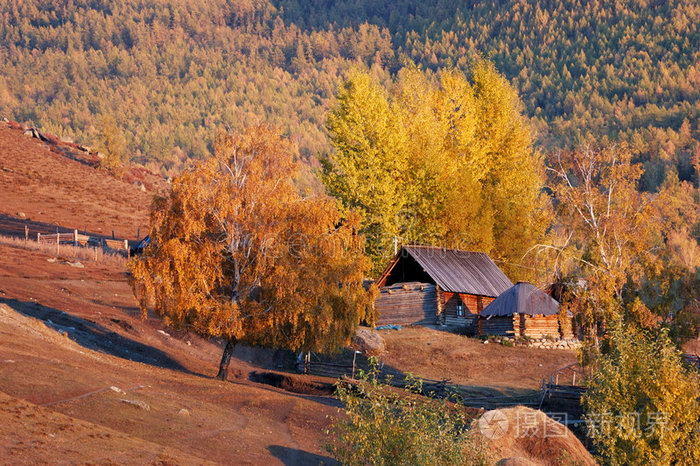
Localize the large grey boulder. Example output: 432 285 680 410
351 327 385 356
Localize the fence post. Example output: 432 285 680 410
56 231 60 256
74 229 78 247
352 351 358 379
37 232 41 243
124 239 129 259
137 227 140 242
25 225 28 246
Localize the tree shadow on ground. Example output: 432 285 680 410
267 445 339 466
247 371 343 408
309 347 541 408
0 213 132 242
1 297 203 376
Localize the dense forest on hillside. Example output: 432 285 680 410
277 0 700 189
0 0 698 189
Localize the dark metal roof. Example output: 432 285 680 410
481 282 560 317
378 245 513 297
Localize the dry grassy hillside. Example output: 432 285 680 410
0 125 591 464
0 122 159 241
0 125 341 463
379 327 577 391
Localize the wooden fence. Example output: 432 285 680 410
684 353 700 370
538 363 588 416
547 362 587 386
309 359 454 395
307 359 538 408
31 226 131 257
539 356 699 416
539 382 586 406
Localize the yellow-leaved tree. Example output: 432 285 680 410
583 325 700 465
323 70 409 270
322 61 550 278
130 124 376 380
95 115 129 176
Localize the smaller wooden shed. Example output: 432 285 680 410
480 282 573 339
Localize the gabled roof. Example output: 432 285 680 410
377 245 513 297
481 282 560 317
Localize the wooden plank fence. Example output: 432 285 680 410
538 364 588 415
684 353 700 370
307 359 538 407
33 228 131 257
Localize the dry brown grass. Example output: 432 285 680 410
0 124 152 241
685 337 700 355
476 406 597 465
379 326 578 392
0 233 126 268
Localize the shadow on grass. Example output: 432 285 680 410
0 297 204 376
0 213 132 243
307 347 541 408
268 445 339 466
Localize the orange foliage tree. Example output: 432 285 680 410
130 124 376 379
544 144 661 338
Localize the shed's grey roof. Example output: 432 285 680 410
481 282 560 317
381 245 513 297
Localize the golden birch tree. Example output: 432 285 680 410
130 124 375 379
545 144 661 337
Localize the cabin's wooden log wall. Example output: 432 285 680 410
521 314 560 339
441 292 494 330
480 316 518 336
375 282 438 326
481 314 575 340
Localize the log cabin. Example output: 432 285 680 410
480 282 574 339
374 246 513 332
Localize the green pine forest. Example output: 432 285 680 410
0 0 698 191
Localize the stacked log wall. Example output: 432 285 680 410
442 292 495 331
521 314 561 339
480 316 517 336
375 282 438 326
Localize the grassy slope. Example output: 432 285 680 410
0 124 580 463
